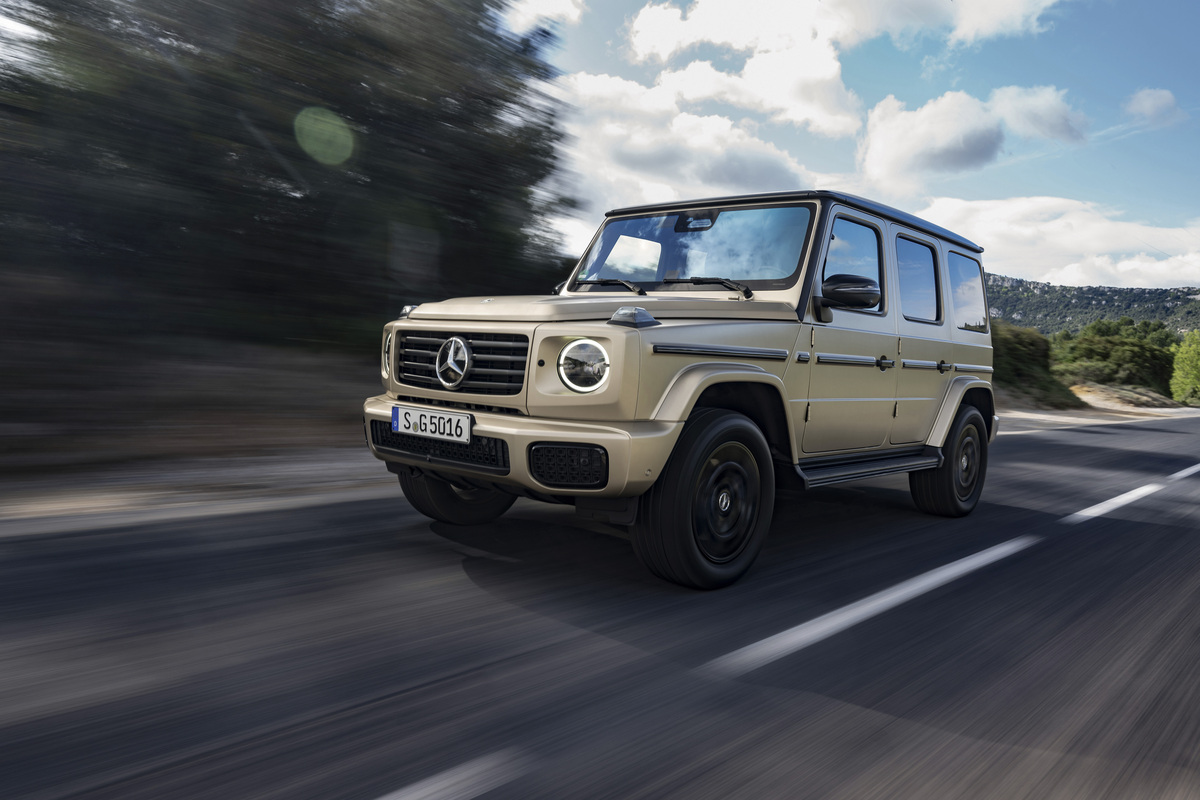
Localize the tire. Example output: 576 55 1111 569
632 408 775 589
909 405 988 517
398 471 516 525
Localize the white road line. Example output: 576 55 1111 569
703 536 1040 678
1059 462 1199 525
374 749 529 800
1060 483 1167 525
1169 462 1200 481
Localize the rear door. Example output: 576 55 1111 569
891 228 953 444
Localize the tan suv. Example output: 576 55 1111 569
364 190 996 588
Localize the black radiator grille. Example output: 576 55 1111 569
396 331 528 396
371 420 510 473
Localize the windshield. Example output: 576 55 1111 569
574 204 814 292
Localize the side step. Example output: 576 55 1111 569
796 451 942 490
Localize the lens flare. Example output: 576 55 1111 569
294 106 354 165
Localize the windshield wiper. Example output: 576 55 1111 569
574 278 646 295
663 277 753 298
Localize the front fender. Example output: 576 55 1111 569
650 361 789 422
926 377 995 447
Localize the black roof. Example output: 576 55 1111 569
605 190 984 254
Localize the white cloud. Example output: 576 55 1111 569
1123 88 1188 128
629 1 862 136
921 196 1200 288
617 0 1069 143
506 0 585 32
941 0 1062 45
552 71 829 254
858 86 1086 192
989 85 1087 142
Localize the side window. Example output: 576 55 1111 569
824 217 882 312
948 252 988 332
896 236 939 323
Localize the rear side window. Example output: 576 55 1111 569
824 217 882 312
896 236 939 323
948 252 988 332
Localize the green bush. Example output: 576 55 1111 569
1171 330 1200 405
1051 360 1117 386
991 320 1085 408
1052 333 1174 395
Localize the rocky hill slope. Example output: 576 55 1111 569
985 275 1200 334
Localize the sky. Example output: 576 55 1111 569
508 0 1200 289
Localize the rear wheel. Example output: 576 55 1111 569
398 471 516 525
632 408 775 589
909 405 988 517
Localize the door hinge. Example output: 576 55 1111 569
804 403 810 422
897 337 902 354
810 328 815 347
893 401 898 418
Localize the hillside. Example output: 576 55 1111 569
986 274 1200 334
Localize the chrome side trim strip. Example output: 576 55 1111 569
816 353 879 367
902 359 940 370
955 363 994 374
653 343 790 361
795 351 811 363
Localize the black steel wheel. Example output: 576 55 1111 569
909 405 988 517
632 408 775 589
398 471 516 525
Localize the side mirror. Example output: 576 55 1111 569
820 274 881 309
553 280 566 295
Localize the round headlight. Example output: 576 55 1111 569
557 339 610 393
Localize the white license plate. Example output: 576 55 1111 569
392 405 472 444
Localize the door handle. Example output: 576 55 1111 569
876 356 895 371
937 360 950 373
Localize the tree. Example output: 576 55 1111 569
1051 317 1178 396
1 0 571 344
1171 330 1200 405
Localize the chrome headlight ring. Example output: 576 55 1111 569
382 330 394 378
557 339 610 393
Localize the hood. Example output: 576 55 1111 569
407 294 799 322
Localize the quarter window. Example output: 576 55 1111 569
948 252 988 332
824 217 882 312
896 236 939 323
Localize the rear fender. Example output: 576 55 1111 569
926 377 996 447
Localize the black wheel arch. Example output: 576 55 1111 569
691 381 793 463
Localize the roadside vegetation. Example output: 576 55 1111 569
992 316 1200 409
1172 330 1200 405
1050 319 1178 398
990 321 1086 408
1 0 575 472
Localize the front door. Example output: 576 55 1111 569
803 211 898 454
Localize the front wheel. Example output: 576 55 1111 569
398 471 516 525
632 409 775 589
909 405 988 517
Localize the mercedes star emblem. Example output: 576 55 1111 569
435 336 472 390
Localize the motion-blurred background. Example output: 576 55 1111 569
1 0 575 471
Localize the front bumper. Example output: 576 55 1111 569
363 395 681 498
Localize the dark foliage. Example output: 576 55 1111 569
1 0 573 348
990 321 1084 408
1049 318 1177 396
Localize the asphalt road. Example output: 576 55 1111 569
2 414 1199 799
